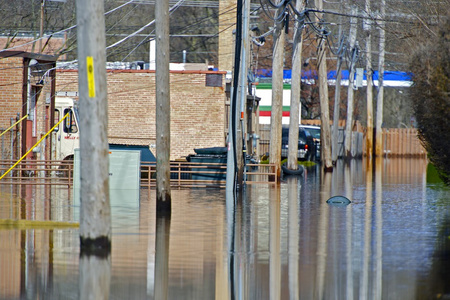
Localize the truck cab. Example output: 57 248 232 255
53 97 79 161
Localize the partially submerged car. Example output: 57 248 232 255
281 126 316 161
301 125 321 161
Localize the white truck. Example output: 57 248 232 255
52 96 155 164
53 96 80 162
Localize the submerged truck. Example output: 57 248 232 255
53 96 155 163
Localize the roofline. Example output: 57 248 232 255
0 50 59 62
57 69 227 75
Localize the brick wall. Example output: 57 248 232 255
56 69 227 160
0 57 23 159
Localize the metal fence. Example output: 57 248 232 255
0 159 278 188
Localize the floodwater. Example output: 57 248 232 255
0 158 449 300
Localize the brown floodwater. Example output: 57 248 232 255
0 158 449 300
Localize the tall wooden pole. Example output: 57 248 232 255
287 0 305 170
365 0 374 159
375 1 385 156
155 0 171 214
269 1 286 179
39 0 44 52
344 6 358 158
315 0 333 171
331 3 344 163
76 0 111 252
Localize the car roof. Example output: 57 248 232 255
300 125 320 129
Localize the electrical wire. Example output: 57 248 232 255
0 0 136 54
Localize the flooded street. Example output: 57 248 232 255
0 158 449 299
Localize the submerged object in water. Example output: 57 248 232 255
326 196 351 205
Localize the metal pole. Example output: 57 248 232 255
269 1 286 179
155 0 172 214
76 0 111 253
344 6 358 158
287 0 305 171
238 0 250 185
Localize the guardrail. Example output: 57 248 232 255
0 160 278 188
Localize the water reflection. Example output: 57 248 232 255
79 253 111 300
0 158 449 299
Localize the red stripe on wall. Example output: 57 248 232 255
259 111 291 117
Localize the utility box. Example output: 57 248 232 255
73 149 141 211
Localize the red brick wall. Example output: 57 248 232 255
56 69 227 160
0 57 23 158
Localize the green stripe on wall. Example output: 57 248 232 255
260 105 290 112
256 83 292 89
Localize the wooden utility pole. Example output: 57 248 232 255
39 0 44 52
287 0 305 171
269 1 286 179
375 0 385 156
315 0 333 171
365 0 374 159
344 5 358 159
331 6 344 163
76 0 111 252
155 0 171 214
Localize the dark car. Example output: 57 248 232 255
301 125 321 160
281 126 316 161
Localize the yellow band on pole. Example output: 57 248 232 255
0 114 28 139
0 112 70 181
87 56 96 98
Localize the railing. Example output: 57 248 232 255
0 159 74 186
0 160 278 188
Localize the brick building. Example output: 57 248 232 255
0 50 228 162
0 51 57 162
56 69 227 160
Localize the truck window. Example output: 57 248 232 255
54 109 60 125
63 108 78 133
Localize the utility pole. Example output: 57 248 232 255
76 0 111 253
315 0 333 171
39 0 45 52
344 5 358 158
269 1 286 179
155 0 171 214
375 0 385 156
237 0 250 185
287 0 305 171
364 0 374 160
331 3 345 163
226 0 242 195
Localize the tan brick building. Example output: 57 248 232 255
56 69 227 160
0 51 227 162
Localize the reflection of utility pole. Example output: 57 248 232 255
269 1 286 179
76 0 111 252
344 6 358 158
155 0 171 214
287 0 305 171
